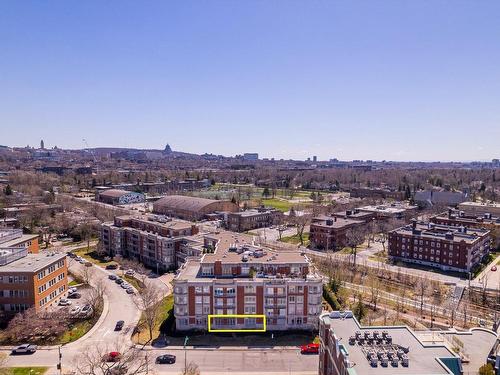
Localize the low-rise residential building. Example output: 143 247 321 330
458 201 500 217
101 215 199 272
309 215 365 251
173 231 323 331
95 189 145 205
357 202 418 220
349 187 405 200
0 229 39 254
331 209 375 223
0 248 67 315
388 220 491 273
430 208 500 230
414 190 467 208
319 311 493 375
226 207 283 232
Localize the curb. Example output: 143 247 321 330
131 344 301 352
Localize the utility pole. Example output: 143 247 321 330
57 345 62 375
183 336 189 375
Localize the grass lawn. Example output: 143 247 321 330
72 246 117 266
280 233 309 246
68 280 79 286
123 275 144 291
9 368 49 375
133 294 173 345
261 198 294 212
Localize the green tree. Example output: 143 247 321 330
262 187 270 198
352 295 367 322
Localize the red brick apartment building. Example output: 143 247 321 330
309 215 365 251
173 231 323 331
430 208 500 230
388 220 491 273
0 248 67 315
101 215 199 272
227 207 283 232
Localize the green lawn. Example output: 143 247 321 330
9 367 49 375
280 233 309 246
123 275 144 291
261 198 295 212
72 246 117 266
68 280 79 286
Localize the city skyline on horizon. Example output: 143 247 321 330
1 1 499 162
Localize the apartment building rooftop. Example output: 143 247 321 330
358 202 418 215
321 311 496 375
0 252 65 273
202 230 307 264
311 215 364 229
392 221 490 244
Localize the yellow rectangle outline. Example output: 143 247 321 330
207 314 267 332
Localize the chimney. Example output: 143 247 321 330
448 208 452 218
412 219 417 230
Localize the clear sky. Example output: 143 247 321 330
1 1 499 162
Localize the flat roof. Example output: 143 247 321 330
392 222 489 244
322 312 457 375
311 216 364 229
201 230 307 265
0 234 39 248
459 201 500 208
0 252 65 273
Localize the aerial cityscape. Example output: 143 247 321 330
1 1 500 375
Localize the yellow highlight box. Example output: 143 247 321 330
207 314 267 332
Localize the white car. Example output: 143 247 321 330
125 269 135 276
70 306 81 315
11 344 37 354
121 283 131 289
59 298 72 306
68 287 77 294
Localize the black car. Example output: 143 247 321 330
108 274 117 280
67 292 81 299
106 264 118 270
115 278 124 284
114 320 125 331
155 354 176 364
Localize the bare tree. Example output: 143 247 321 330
415 277 429 316
134 281 164 342
182 361 201 375
80 265 95 285
85 279 107 317
369 276 381 311
345 227 365 267
75 342 154 375
291 213 311 246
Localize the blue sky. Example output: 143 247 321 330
1 1 499 161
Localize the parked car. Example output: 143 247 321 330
84 262 93 267
115 278 124 284
155 354 176 364
80 304 93 317
126 288 135 295
125 269 135 276
106 264 118 270
58 298 72 306
300 343 319 354
11 344 37 354
67 252 76 258
68 292 81 299
491 266 497 272
70 306 81 315
103 351 121 362
115 320 125 331
68 287 78 294
121 283 131 289
108 274 117 280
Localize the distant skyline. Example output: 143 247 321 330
1 1 499 162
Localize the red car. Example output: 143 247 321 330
103 351 121 362
491 266 497 272
300 343 319 354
